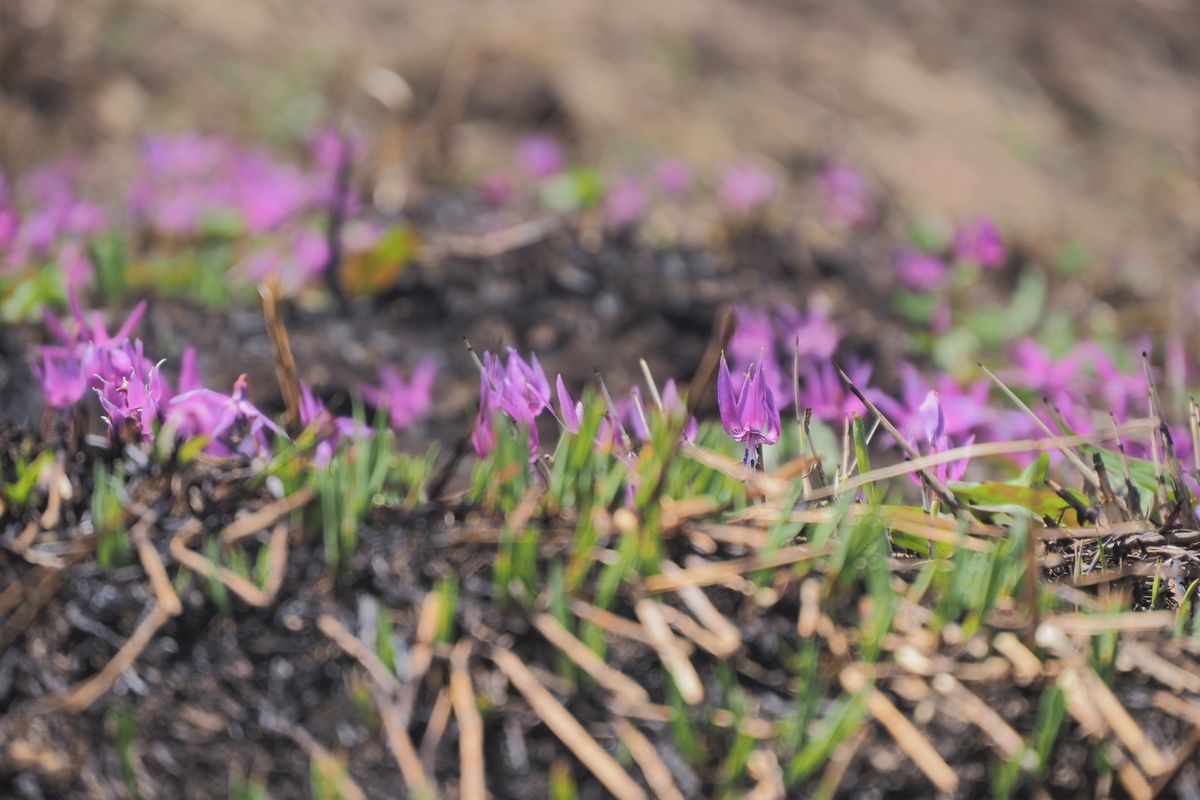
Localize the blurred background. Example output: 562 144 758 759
3 0 1198 294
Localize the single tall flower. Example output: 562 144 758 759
911 391 972 486
717 355 781 459
556 374 582 434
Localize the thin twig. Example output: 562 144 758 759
40 603 171 713
491 647 647 800
220 487 313 546
980 364 1099 487
449 641 487 799
836 365 962 511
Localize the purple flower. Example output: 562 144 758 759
299 382 366 466
95 355 166 441
718 164 775 216
57 242 93 292
625 387 651 441
130 134 322 236
32 348 88 409
895 248 947 290
1086 345 1147 425
729 307 776 364
717 355 781 452
242 227 330 294
177 347 204 394
797 359 873 423
918 391 945 447
953 216 1006 268
478 172 517 205
818 161 874 228
362 360 436 429
471 348 560 460
0 172 17 249
878 363 993 445
556 374 582 434
655 159 693 196
0 204 18 250
661 378 699 442
472 367 499 458
308 128 364 174
165 375 285 458
45 291 146 349
474 350 534 458
1004 339 1090 430
517 135 564 180
780 301 841 362
35 294 156 416
603 178 648 227
910 391 972 486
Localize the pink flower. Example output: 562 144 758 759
780 301 841 362
517 135 564 180
478 172 517 205
165 375 285 458
603 178 648 227
909 391 972 486
895 248 947 290
661 379 699 442
717 355 781 452
718 164 775 215
299 382 367 466
362 360 436 429
655 159 693 196
797 359 872 423
96 354 167 441
953 216 1006 268
818 161 874 228
878 363 993 445
32 348 88 409
556 374 582 434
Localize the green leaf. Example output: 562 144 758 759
540 169 605 212
951 481 1074 521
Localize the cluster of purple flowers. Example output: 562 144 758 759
0 162 107 286
478 135 825 225
471 347 695 463
895 216 1007 292
723 303 1180 477
471 348 564 459
726 301 867 421
32 292 282 457
129 132 350 237
289 359 435 466
32 291 437 462
2 130 365 300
